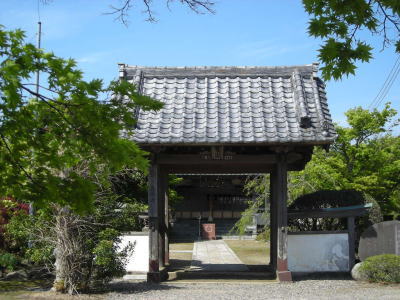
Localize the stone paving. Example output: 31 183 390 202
191 240 249 271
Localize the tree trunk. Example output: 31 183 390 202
51 205 90 295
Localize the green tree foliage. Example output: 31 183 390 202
5 168 148 292
290 104 400 217
232 175 269 236
0 26 162 212
303 0 400 80
243 104 400 220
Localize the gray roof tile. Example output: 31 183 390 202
120 64 336 145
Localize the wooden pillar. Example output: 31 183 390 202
158 170 166 269
272 153 292 281
147 160 160 283
163 172 170 266
347 216 355 270
269 172 277 271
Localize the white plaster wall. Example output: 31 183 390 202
118 234 149 273
288 233 349 272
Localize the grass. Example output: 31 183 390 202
0 279 53 292
0 279 55 300
170 242 194 251
224 240 270 266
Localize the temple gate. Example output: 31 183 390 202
119 64 336 282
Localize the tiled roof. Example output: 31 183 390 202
120 64 336 145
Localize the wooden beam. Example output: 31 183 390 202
157 154 278 165
156 153 306 173
165 164 274 174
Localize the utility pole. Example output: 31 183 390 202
35 21 41 99
29 21 41 220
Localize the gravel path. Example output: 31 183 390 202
106 280 400 300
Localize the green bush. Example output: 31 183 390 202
359 254 400 283
0 252 19 271
92 228 135 285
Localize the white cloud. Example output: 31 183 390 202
236 40 316 59
77 51 112 64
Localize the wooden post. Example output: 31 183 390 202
274 153 292 281
163 171 170 266
147 160 160 283
347 216 355 271
269 172 277 271
158 170 166 269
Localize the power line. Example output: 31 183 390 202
374 63 400 109
35 21 42 100
368 55 400 109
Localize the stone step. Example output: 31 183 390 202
168 271 276 281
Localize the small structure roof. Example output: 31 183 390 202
119 64 336 146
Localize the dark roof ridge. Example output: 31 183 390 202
119 63 319 79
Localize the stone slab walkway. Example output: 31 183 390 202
191 240 249 271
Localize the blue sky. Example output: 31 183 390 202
1 0 399 126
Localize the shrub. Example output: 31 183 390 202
0 252 19 271
359 254 400 283
92 228 134 285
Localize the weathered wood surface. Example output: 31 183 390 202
158 169 166 269
269 171 277 272
163 170 170 266
147 160 160 283
272 153 292 282
164 164 274 174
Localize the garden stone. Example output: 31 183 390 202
4 269 28 281
358 220 400 261
351 262 368 281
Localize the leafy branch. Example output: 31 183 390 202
304 0 400 80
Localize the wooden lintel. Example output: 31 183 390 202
157 154 277 165
165 164 274 174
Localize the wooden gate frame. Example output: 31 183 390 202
145 146 315 282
